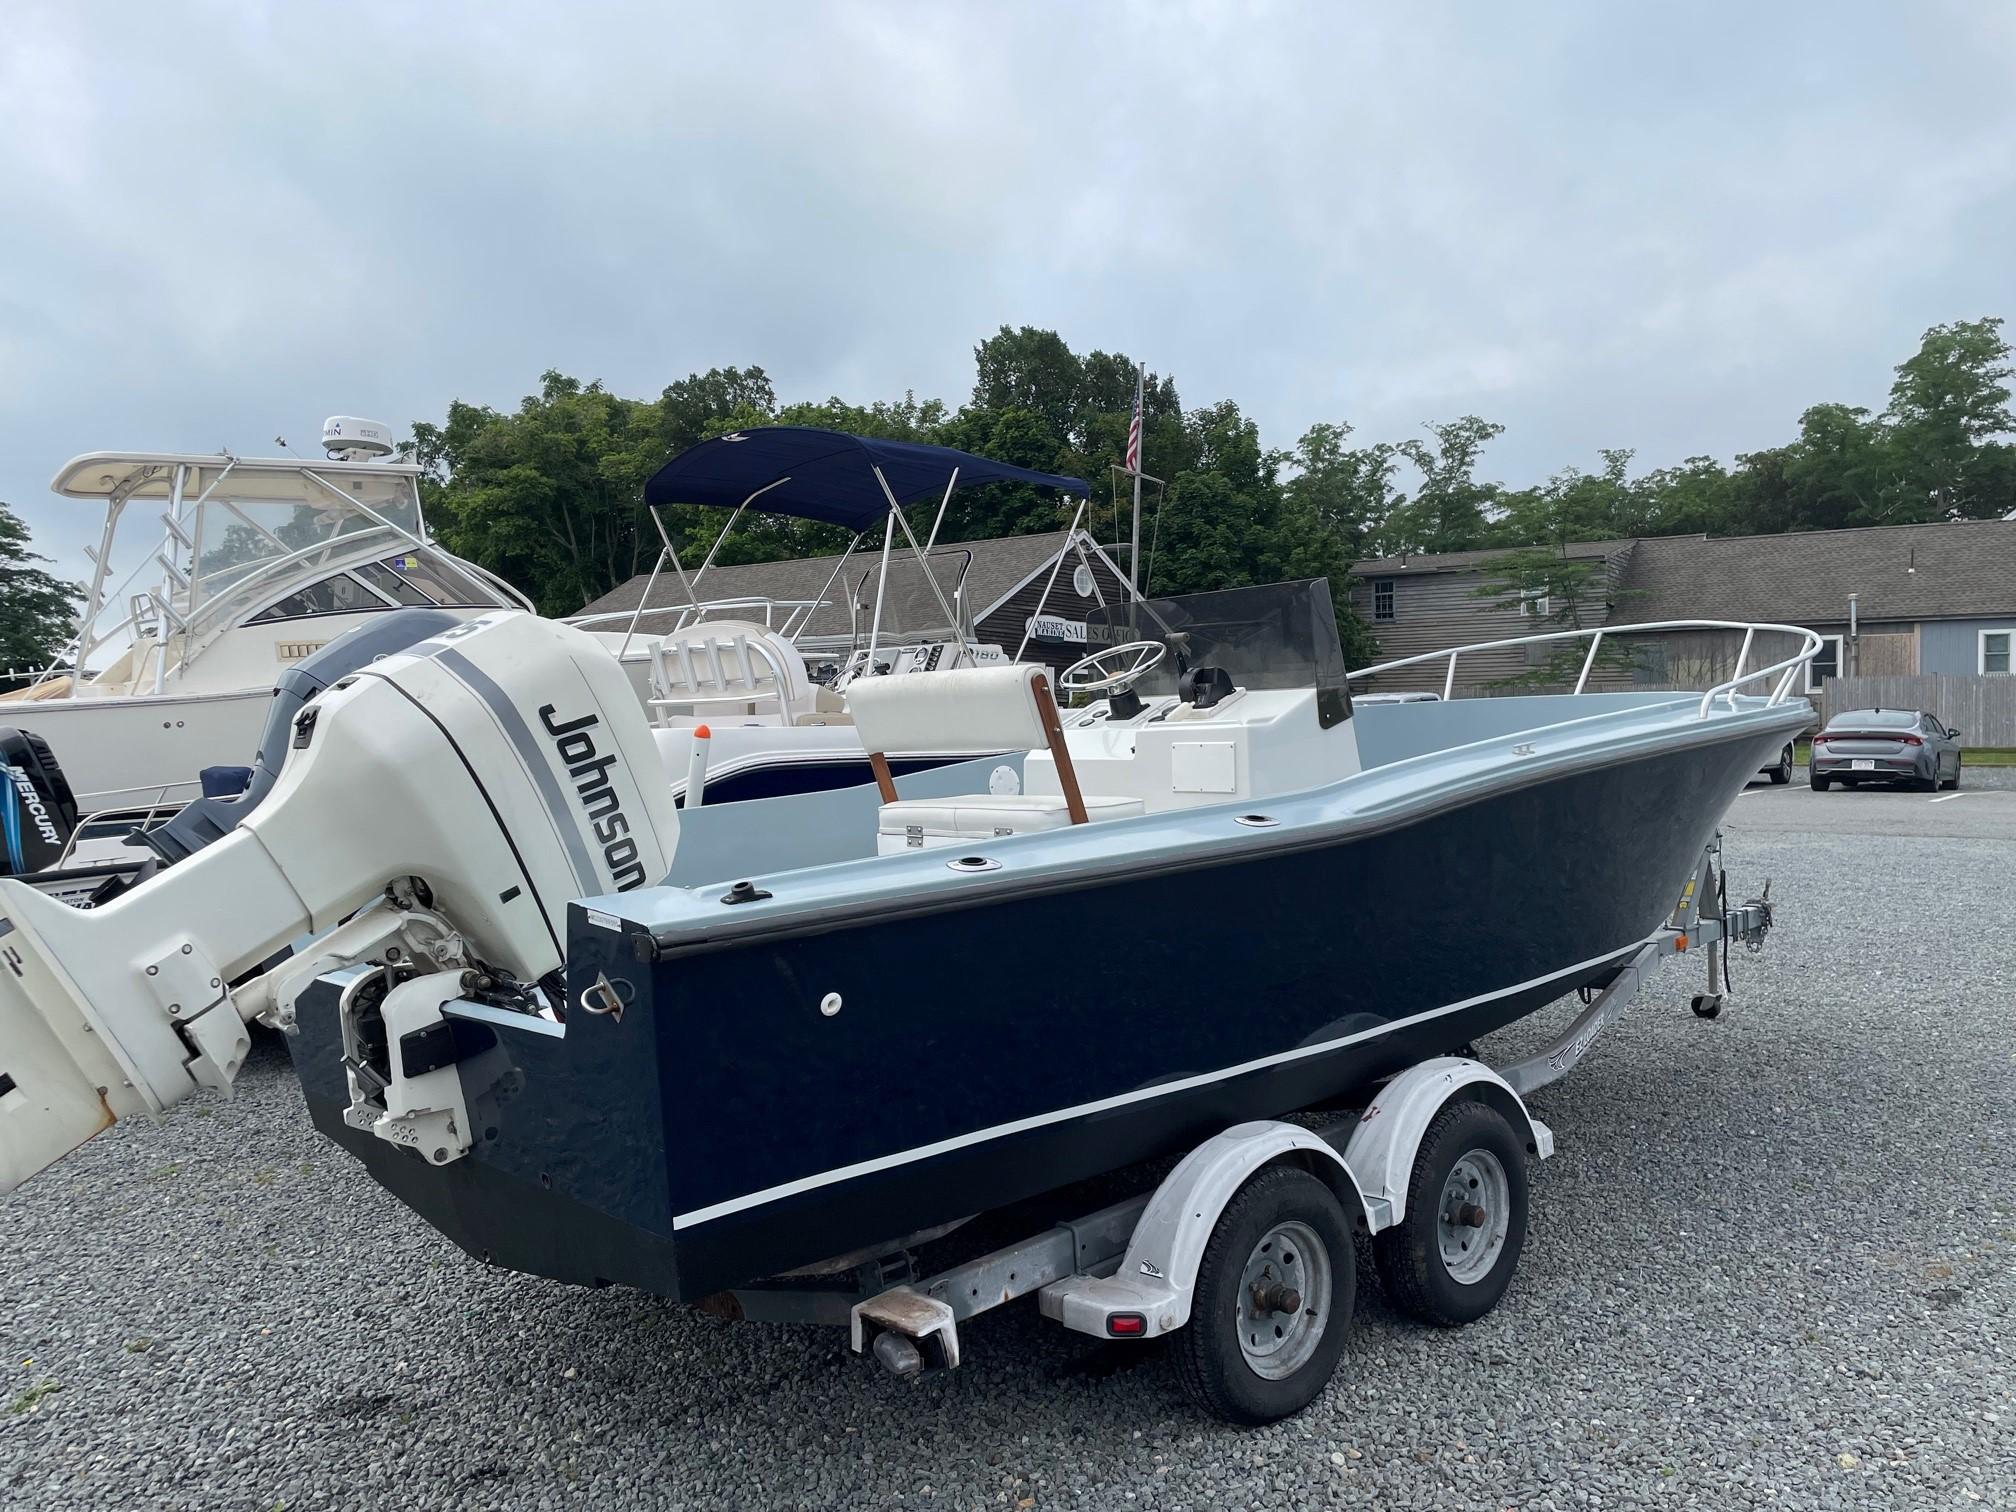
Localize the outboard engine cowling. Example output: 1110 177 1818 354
0 611 681 1192
142 608 464 864
0 728 79 876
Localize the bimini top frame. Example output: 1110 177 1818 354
607 428 1093 667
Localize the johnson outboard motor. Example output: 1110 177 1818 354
0 729 79 876
142 608 463 864
1 610 681 1192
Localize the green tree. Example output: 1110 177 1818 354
1879 316 2014 520
1493 449 1658 546
970 325 1084 446
1635 455 1737 536
413 367 773 615
405 314 2016 645
1284 422 1401 557
1379 417 1504 554
0 504 82 687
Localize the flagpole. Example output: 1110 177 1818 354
1129 364 1145 598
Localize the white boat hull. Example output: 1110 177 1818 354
0 690 270 813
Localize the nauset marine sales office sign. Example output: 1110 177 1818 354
1024 614 1089 644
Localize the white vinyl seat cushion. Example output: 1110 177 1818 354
846 663 1053 756
877 791 1144 852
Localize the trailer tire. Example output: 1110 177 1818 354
1374 1100 1528 1327
1175 1165 1354 1425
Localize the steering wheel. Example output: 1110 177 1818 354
1059 639 1166 695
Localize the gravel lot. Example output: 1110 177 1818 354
5 786 2012 1510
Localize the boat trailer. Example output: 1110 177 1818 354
707 833 1774 1424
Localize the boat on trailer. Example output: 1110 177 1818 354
0 419 529 816
0 589 1819 1420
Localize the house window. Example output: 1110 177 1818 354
1983 629 2013 676
1806 634 1842 692
1372 579 1395 622
1519 590 1550 618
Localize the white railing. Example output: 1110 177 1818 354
568 595 845 644
1348 620 1823 719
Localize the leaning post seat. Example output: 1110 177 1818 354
647 618 812 724
845 664 1144 853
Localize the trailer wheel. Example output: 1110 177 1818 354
1175 1166 1354 1425
1374 1100 1528 1327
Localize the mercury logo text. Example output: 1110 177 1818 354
6 765 60 848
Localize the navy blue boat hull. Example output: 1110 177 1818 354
288 722 1781 1301
678 752 960 807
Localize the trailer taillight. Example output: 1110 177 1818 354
1107 1313 1147 1337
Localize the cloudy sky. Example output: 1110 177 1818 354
4 1 2013 582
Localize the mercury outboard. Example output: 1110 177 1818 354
0 728 79 877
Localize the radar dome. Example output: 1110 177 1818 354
321 416 397 460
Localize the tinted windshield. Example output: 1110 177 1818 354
1828 709 1918 730
1088 579 1348 697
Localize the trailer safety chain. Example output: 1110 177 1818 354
1714 868 1735 994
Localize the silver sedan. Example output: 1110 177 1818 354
1810 708 1962 792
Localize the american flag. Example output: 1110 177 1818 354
1124 367 1144 474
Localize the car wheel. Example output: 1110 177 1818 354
1811 774 1831 792
1945 758 1961 791
1768 745 1792 785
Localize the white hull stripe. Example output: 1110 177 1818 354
671 942 1636 1230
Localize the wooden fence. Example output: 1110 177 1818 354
1820 675 2016 748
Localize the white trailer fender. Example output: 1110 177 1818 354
1341 1057 1552 1234
1039 1120 1375 1340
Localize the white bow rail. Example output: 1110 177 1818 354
1347 619 1824 719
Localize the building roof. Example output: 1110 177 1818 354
1350 539 1639 576
576 529 1100 641
1615 519 2016 624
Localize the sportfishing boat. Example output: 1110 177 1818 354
0 419 529 815
571 426 1124 805
0 589 1817 1420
